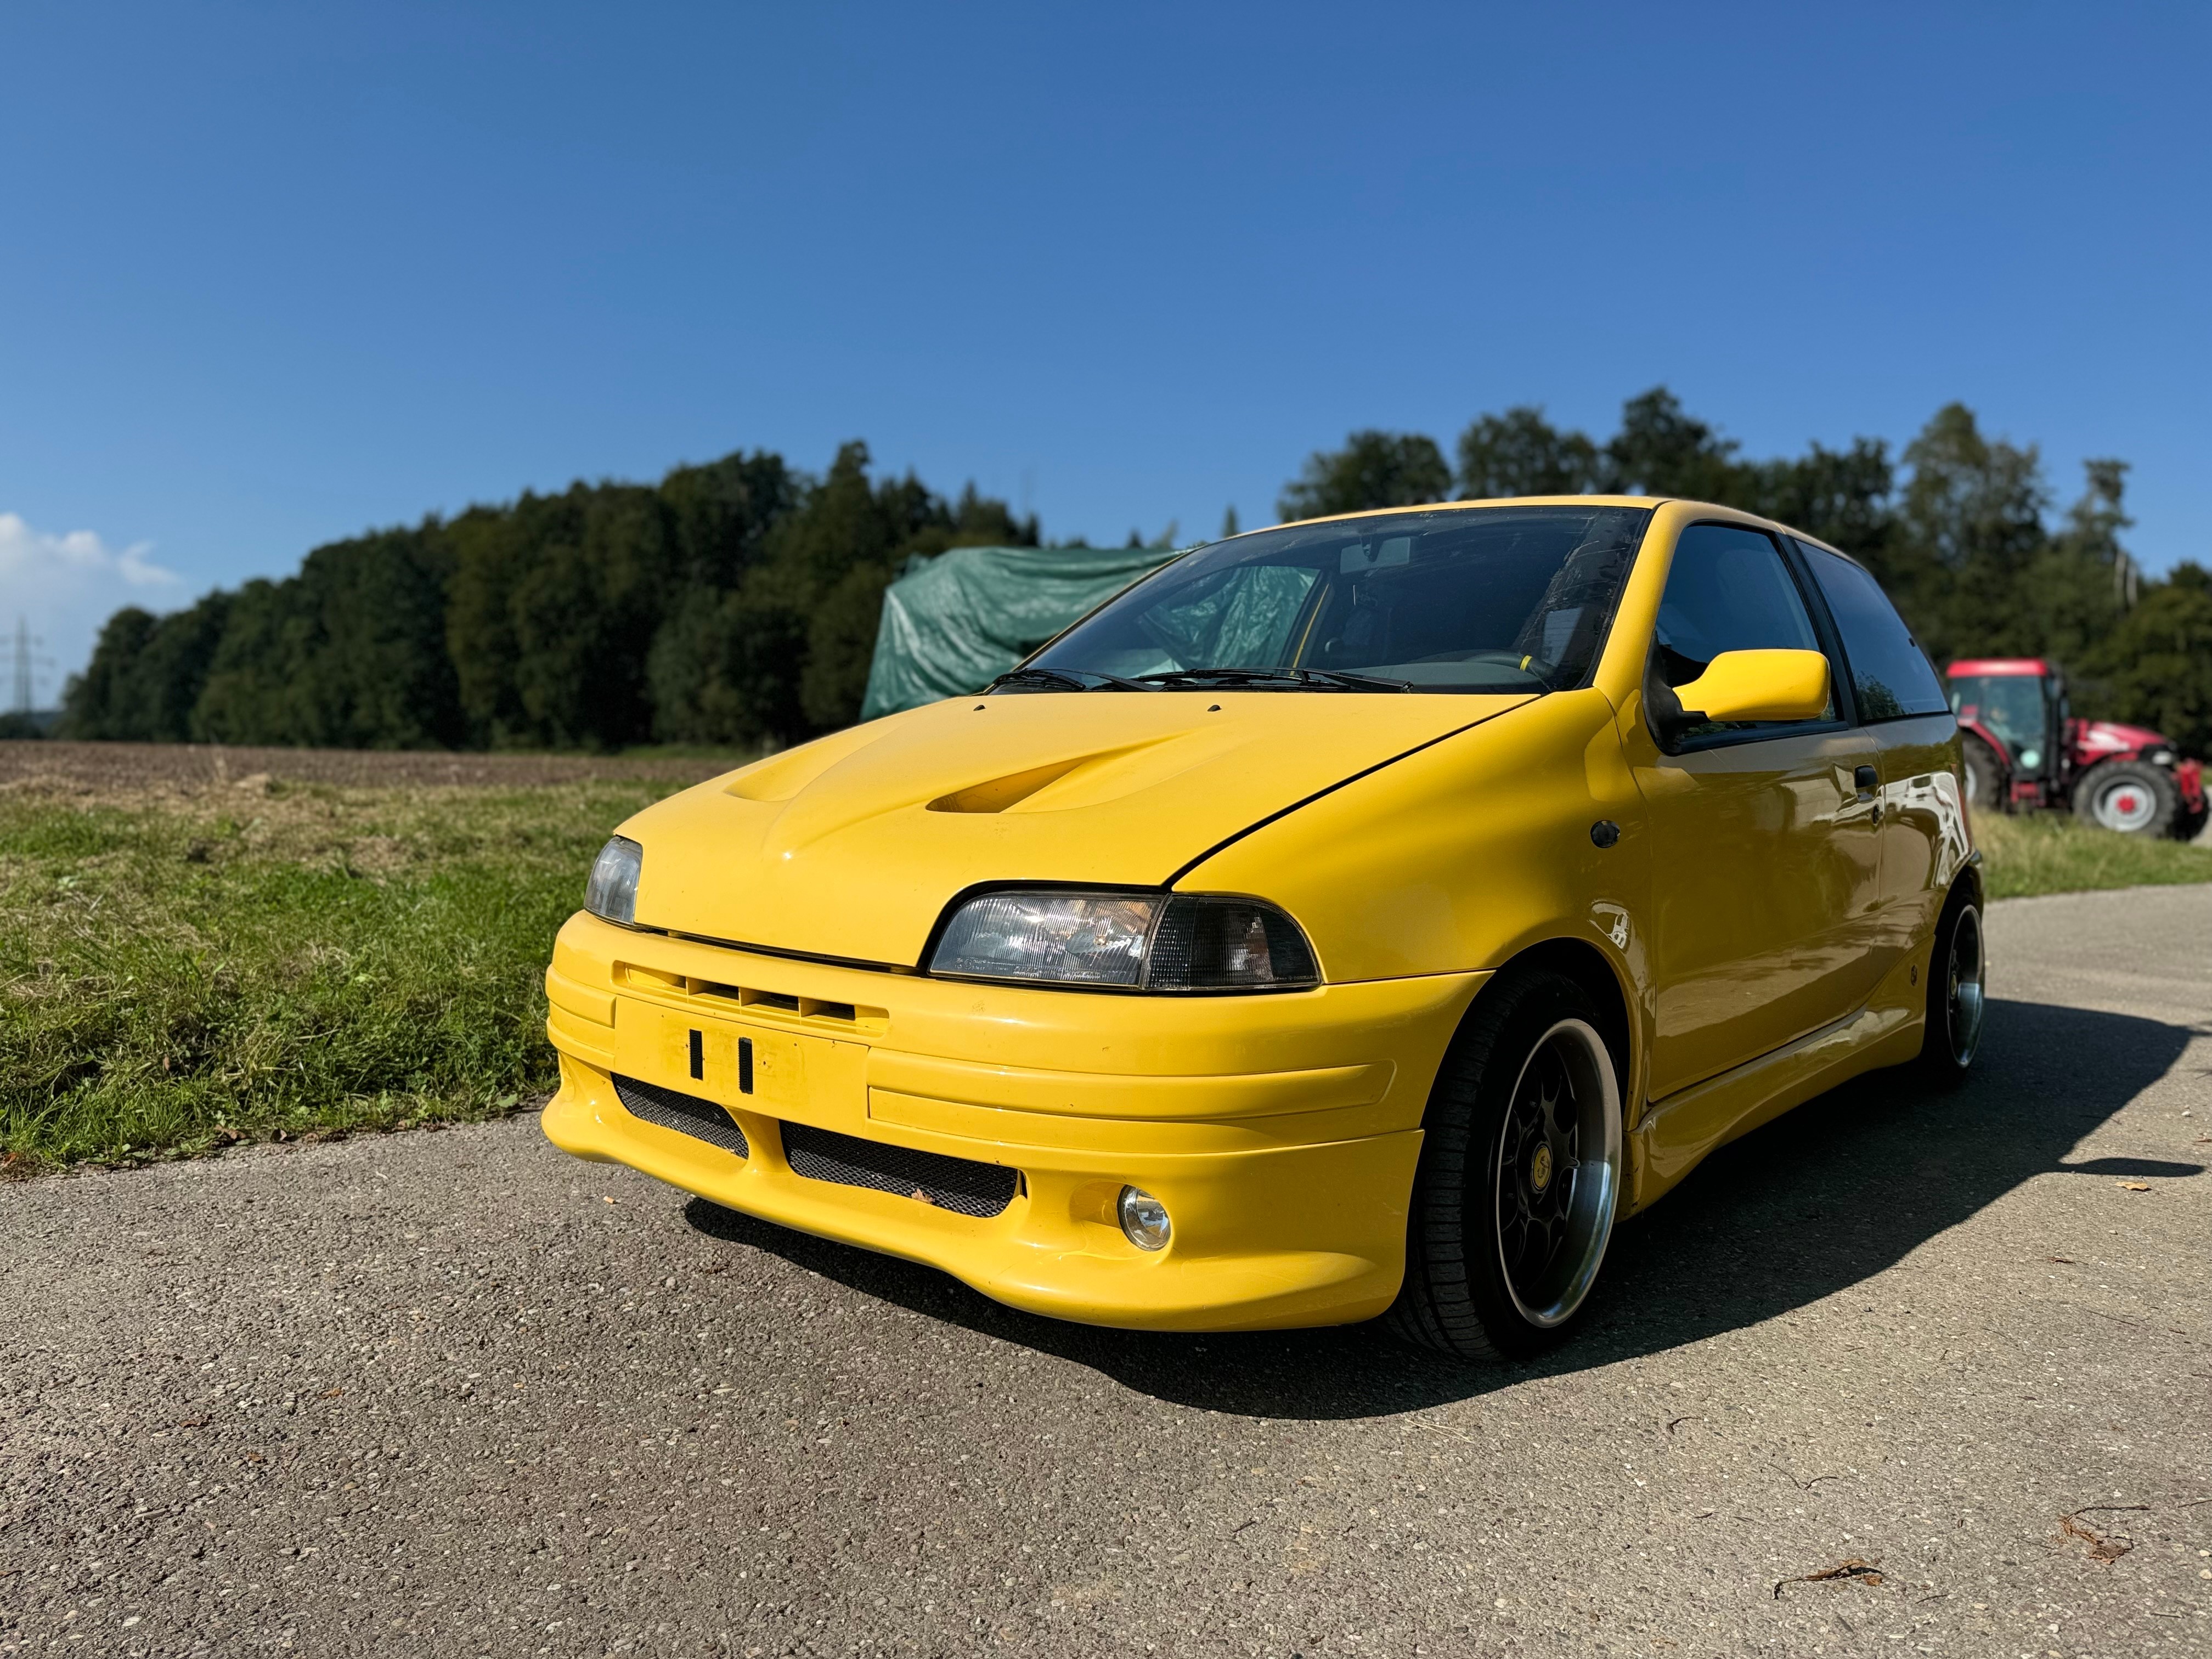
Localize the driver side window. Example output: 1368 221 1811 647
1654 524 1831 731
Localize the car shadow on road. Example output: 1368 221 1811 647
682 996 2202 1420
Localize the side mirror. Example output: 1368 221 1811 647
1647 648 1830 753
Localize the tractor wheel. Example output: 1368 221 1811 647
2073 759 2180 837
1961 733 2006 814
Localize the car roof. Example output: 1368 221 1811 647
1255 496 1865 569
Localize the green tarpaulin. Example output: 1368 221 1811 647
859 544 1182 720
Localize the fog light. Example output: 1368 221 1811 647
1118 1186 1170 1251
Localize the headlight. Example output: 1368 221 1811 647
584 836 643 926
928 889 1319 991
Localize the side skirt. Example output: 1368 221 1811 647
1624 945 1930 1215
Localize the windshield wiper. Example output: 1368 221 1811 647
1137 667 1412 692
984 666 1159 693
1294 667 1415 692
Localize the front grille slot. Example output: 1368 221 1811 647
612 1074 749 1157
779 1122 1017 1218
617 964 884 1031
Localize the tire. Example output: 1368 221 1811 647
1917 885 1987 1086
1385 970 1624 1362
2073 759 2179 837
1961 733 2006 815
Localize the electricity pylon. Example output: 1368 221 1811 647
10 615 55 715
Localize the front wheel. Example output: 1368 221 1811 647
1385 970 1624 1362
1918 887 1987 1085
2074 758 2180 837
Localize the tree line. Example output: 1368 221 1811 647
58 389 2212 755
61 443 1036 751
1280 390 2211 755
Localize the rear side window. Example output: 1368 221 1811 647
1796 543 1950 720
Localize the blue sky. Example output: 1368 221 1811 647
4 2 2209 692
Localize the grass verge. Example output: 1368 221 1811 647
1 771 698 1173
1972 810 2212 899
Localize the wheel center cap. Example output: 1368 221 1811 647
1529 1143 1554 1193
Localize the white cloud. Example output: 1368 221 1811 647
0 512 187 707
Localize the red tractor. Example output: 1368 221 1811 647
1946 658 2207 839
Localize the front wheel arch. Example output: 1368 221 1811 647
1490 936 1637 1108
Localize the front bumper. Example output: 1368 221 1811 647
541 912 1484 1332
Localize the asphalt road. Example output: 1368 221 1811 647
5 887 2209 1658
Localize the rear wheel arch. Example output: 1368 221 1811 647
1953 858 1985 912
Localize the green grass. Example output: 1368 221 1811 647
1972 810 2212 899
3 774 2207 1172
0 775 696 1172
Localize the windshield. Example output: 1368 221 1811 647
1949 674 2050 772
1019 504 1654 694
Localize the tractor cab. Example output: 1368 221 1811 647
1946 658 2068 809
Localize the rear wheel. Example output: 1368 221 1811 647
2073 759 2179 837
1918 887 1986 1085
1385 970 1624 1362
1961 733 2006 814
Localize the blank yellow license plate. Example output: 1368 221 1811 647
612 998 868 1132
614 1000 809 1108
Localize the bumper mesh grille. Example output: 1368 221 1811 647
612 1074 749 1157
780 1121 1017 1218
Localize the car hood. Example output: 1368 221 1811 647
622 691 1533 967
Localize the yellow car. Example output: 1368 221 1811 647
541 498 1983 1360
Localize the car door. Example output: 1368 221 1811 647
1630 522 1883 1101
1795 539 1961 964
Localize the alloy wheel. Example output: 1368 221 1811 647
1944 905 1987 1066
1493 1018 1621 1329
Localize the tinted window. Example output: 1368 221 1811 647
1651 524 1829 736
1653 524 1821 681
1797 543 1950 720
1026 505 1652 694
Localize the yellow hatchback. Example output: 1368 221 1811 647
541 498 1984 1360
